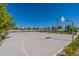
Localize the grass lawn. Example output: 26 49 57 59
64 35 79 56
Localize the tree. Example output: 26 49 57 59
47 27 51 32
65 25 72 34
32 27 36 30
73 26 78 34
65 25 78 34
52 26 56 32
58 26 62 29
27 27 31 30
0 3 15 39
36 27 39 30
44 27 47 32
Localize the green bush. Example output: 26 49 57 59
64 36 79 56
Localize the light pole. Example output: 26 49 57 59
61 16 74 41
57 18 59 34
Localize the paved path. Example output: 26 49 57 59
0 32 72 56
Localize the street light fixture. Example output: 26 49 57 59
61 16 65 22
56 17 64 34
61 16 74 41
56 18 59 34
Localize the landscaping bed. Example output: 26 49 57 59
57 35 79 56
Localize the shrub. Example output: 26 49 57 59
0 36 2 42
64 36 79 56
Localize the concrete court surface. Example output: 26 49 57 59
0 32 72 56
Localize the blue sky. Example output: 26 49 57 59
7 3 79 28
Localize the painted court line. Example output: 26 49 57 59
22 40 28 56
